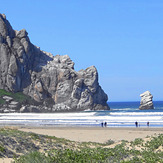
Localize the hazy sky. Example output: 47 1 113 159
1 0 163 101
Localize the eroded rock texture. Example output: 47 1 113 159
139 91 154 110
0 14 109 112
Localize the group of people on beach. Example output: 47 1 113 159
135 121 150 127
101 122 107 127
100 121 150 127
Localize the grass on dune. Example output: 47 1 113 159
0 128 162 163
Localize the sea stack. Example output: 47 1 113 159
0 14 109 112
139 91 154 110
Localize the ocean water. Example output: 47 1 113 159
0 101 163 128
107 101 163 127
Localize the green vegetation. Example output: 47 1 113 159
14 137 163 163
130 138 144 146
0 144 5 153
0 89 12 97
0 98 5 104
0 128 162 162
14 151 51 163
0 89 31 105
11 92 30 103
144 134 163 151
105 139 115 145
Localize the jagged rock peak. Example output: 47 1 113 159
0 14 15 38
139 91 154 110
0 13 109 112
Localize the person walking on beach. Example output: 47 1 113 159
104 122 107 127
101 122 104 127
147 122 149 126
135 121 138 127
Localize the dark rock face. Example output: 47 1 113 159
139 91 154 110
0 14 109 112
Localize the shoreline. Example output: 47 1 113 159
0 111 163 128
2 125 163 130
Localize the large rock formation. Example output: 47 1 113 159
139 91 154 110
0 14 109 112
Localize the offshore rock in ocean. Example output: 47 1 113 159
0 14 109 112
139 91 154 110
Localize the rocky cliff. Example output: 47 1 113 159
139 91 154 110
0 14 109 112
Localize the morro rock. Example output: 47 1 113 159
0 14 109 112
139 91 154 110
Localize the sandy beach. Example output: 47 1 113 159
19 127 163 143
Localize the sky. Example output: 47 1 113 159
1 0 163 101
